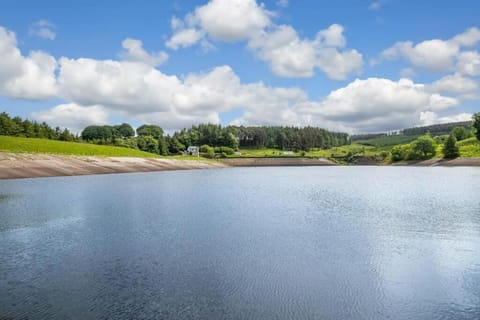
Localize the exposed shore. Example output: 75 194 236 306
0 153 227 179
391 157 480 167
218 157 336 167
1 153 479 179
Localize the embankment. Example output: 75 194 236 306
218 157 336 167
0 153 227 179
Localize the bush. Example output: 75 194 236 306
443 134 460 159
200 144 212 153
390 144 413 161
214 146 235 155
410 134 437 159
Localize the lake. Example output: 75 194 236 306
1 167 480 319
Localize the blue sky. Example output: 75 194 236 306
0 0 479 133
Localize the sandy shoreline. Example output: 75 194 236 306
1 153 479 179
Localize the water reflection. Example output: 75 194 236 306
1 167 480 319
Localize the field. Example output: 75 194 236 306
0 136 161 157
458 137 480 157
354 135 419 147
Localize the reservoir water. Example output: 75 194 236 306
1 167 480 319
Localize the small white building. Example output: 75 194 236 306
187 146 199 156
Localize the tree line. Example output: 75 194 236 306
0 112 77 141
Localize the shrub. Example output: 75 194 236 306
443 134 460 159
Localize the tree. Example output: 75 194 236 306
473 113 480 141
411 134 437 159
442 134 460 159
115 123 135 138
158 136 169 155
137 125 163 139
451 126 468 141
136 136 159 154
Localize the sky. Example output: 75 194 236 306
0 0 479 134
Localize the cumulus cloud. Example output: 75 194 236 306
120 38 168 66
30 20 56 40
293 78 458 133
248 24 363 79
420 111 473 126
57 57 307 129
456 51 480 76
166 28 205 50
166 0 363 80
0 26 57 100
31 103 108 133
166 0 271 49
381 27 480 73
428 73 479 99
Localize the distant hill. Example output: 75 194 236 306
351 121 472 141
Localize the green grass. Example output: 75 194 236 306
458 137 480 157
0 136 160 157
355 135 419 147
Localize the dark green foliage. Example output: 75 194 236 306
157 136 169 155
403 121 472 136
473 113 480 141
137 125 164 139
451 126 469 141
114 123 135 138
442 134 460 159
356 135 418 147
81 125 116 142
167 136 185 154
0 112 75 141
136 135 159 154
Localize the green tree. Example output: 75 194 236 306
442 134 460 159
137 125 164 139
451 126 468 141
136 135 159 153
158 136 169 155
473 113 480 141
114 123 135 138
411 134 437 159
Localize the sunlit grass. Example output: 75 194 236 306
0 136 160 157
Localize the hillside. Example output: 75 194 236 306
0 136 160 157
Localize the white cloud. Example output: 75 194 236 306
428 73 479 99
31 103 108 133
450 27 480 47
0 26 57 100
30 20 56 40
381 27 480 73
58 57 181 113
276 0 288 8
456 51 480 76
294 78 458 133
248 24 363 79
166 1 362 80
166 0 271 49
166 28 205 50
120 38 168 66
382 40 458 72
420 111 473 126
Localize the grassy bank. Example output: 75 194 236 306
0 136 161 157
